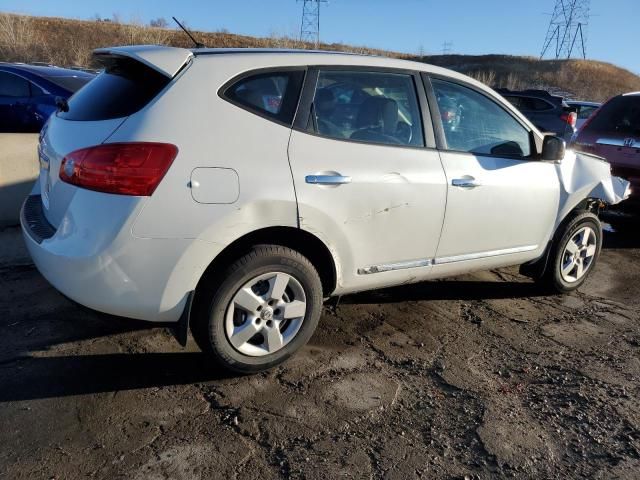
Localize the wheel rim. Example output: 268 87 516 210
225 272 307 357
560 226 598 283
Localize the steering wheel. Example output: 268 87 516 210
395 122 413 144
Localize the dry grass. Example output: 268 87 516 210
416 54 640 101
1 13 638 101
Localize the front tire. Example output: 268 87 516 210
191 245 323 373
542 211 602 293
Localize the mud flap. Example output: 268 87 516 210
519 241 552 280
172 291 194 347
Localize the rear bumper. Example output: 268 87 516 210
21 193 220 323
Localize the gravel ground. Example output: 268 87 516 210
1 214 639 479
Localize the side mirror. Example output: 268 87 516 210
541 135 566 161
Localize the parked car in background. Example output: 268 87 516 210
572 92 640 209
567 100 601 130
21 46 630 373
496 88 577 141
0 63 94 133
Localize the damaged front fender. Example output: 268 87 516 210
554 150 631 228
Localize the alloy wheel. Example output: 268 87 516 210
560 226 598 283
224 272 307 356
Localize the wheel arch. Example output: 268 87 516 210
520 198 602 279
194 226 338 300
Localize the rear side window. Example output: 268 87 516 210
0 71 30 97
223 70 305 126
309 70 424 147
59 57 169 121
584 96 640 136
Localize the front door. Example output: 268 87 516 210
288 68 447 292
429 78 559 264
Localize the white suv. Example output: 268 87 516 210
21 46 629 372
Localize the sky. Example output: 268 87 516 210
3 0 638 74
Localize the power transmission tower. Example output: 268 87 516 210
540 0 591 59
298 0 328 48
441 41 453 55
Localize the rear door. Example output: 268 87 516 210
427 76 559 266
288 67 447 291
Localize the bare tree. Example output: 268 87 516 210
119 18 171 46
0 13 43 62
149 17 168 28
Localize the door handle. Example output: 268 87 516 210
305 175 352 185
452 177 482 188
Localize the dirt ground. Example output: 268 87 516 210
1 213 639 480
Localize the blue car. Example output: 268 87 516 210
0 63 95 133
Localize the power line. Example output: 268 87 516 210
298 0 328 48
540 0 591 59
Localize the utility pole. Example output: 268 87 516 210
298 0 328 48
540 0 591 59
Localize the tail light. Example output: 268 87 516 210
60 142 178 196
561 111 577 129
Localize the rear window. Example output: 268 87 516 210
505 96 553 112
222 70 305 126
59 57 170 121
584 95 640 136
42 74 93 93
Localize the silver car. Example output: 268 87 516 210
21 46 629 373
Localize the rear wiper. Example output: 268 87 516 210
55 96 69 112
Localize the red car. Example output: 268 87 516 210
572 92 640 208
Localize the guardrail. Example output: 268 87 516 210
0 134 39 228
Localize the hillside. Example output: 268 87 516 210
1 13 639 102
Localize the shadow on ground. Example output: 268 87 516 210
2 216 638 403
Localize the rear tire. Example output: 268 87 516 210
540 211 602 293
191 245 323 374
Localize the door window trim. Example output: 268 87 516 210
292 65 437 150
422 72 542 159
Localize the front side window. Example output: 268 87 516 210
224 70 304 125
310 70 424 147
432 79 531 158
0 71 30 97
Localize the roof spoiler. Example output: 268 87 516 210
93 45 193 78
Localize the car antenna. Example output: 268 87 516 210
172 16 205 48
